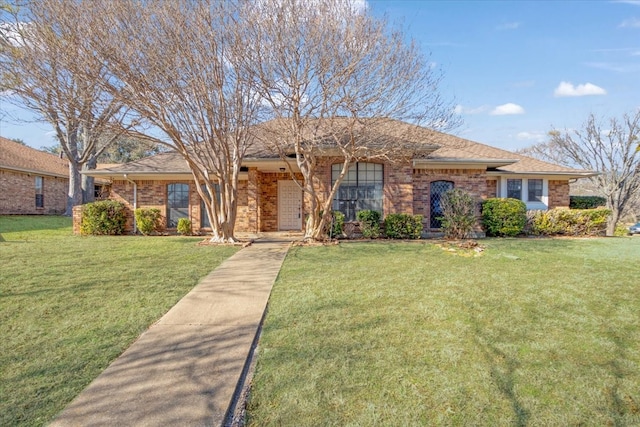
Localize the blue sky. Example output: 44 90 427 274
1 0 639 151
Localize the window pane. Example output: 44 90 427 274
430 181 454 228
168 183 189 227
507 179 522 200
528 179 543 202
35 176 44 208
331 162 383 221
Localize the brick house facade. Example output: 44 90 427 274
81 120 594 235
0 137 69 215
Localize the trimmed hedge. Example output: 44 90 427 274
526 208 610 236
481 198 527 237
134 208 162 235
80 200 127 235
570 196 606 209
357 210 381 238
384 213 423 239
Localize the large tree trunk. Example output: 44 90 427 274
81 157 97 204
65 162 83 216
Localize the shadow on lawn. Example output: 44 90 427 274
470 315 530 427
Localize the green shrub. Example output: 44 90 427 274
177 218 192 235
614 223 630 237
384 213 423 239
134 208 162 235
570 196 606 209
356 210 381 239
527 208 610 236
438 189 477 239
481 198 527 237
329 211 345 238
80 200 127 235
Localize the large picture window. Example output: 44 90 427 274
332 162 383 221
167 183 189 228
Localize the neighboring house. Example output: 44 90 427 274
81 119 595 235
0 137 69 215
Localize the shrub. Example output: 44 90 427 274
80 200 127 235
481 198 526 237
384 213 423 239
438 189 477 239
527 208 610 236
570 196 606 209
134 208 162 235
177 218 192 235
329 211 345 238
356 210 381 238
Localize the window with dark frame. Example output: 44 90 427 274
167 183 189 228
430 180 454 228
507 179 522 200
528 179 543 202
35 176 44 208
331 162 383 221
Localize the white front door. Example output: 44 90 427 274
278 180 302 230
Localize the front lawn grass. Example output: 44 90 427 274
248 238 640 426
0 216 239 426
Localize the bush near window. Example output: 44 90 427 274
80 200 127 235
438 189 477 239
329 211 345 238
384 213 423 239
134 208 162 235
177 218 192 235
526 208 610 236
481 198 527 237
356 210 381 238
569 196 606 209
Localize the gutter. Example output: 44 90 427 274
123 174 138 234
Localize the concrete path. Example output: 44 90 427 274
50 238 292 427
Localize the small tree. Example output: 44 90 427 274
438 189 477 239
520 112 640 236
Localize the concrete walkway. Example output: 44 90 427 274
50 238 292 427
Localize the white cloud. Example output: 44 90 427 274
619 17 640 27
496 22 520 30
490 103 525 115
553 81 607 97
516 131 546 142
455 104 490 115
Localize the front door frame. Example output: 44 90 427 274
278 180 303 230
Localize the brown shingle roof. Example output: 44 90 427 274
0 137 69 177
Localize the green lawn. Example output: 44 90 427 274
247 238 640 426
0 216 239 427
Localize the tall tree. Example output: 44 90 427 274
521 111 640 236
243 0 457 240
90 0 261 242
0 0 132 214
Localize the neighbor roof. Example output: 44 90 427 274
0 137 69 178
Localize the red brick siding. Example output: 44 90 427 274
548 180 570 208
413 169 487 230
385 161 414 215
0 169 67 215
486 179 497 198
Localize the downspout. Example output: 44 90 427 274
124 174 137 234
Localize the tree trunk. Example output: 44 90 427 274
606 209 619 237
65 162 83 216
82 157 97 204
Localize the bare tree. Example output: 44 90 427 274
243 0 458 240
520 112 640 236
0 0 131 214
89 0 260 243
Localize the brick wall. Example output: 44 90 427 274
413 168 488 230
548 180 570 208
0 169 67 215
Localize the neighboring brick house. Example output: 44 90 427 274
0 137 69 215
81 119 594 235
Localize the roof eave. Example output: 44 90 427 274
413 158 519 169
0 164 68 179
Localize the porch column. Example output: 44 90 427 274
247 168 259 233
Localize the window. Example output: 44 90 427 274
430 180 454 228
200 184 220 229
507 179 522 200
167 183 189 228
528 179 543 202
35 176 44 208
332 162 383 221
